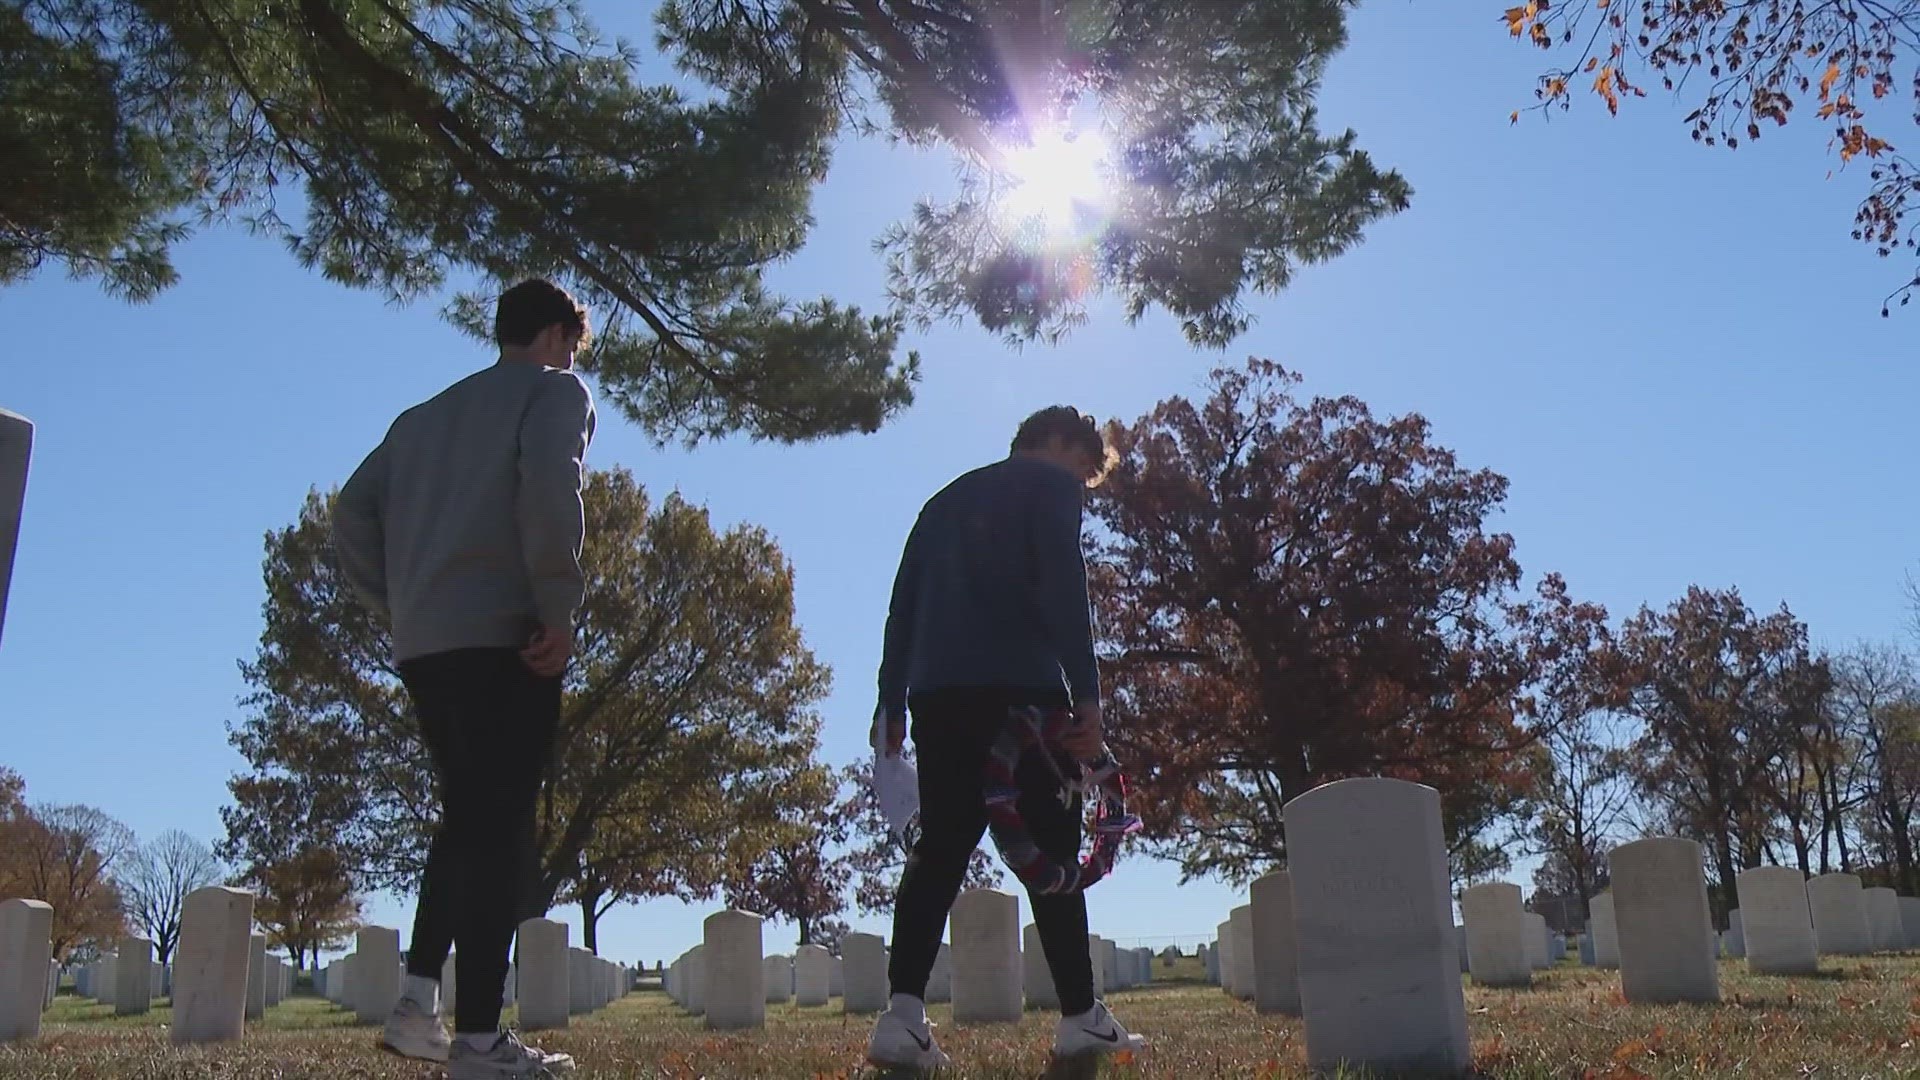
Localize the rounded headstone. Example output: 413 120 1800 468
1212 922 1230 990
1590 893 1620 968
1735 867 1818 976
704 910 764 1029
1724 910 1746 959
1284 778 1471 1075
1462 882 1531 987
1249 871 1301 1015
926 943 952 1003
516 918 570 1030
841 933 888 1014
0 899 54 1041
1611 837 1719 1004
245 935 267 1020
950 889 1021 1023
794 945 830 1006
763 954 792 1004
1808 873 1873 956
171 886 255 1042
1022 924 1057 1010
115 938 154 1016
1867 887 1904 952
1902 896 1920 951
1524 912 1550 970
1227 907 1254 1002
352 927 400 1023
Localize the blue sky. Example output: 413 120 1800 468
4 2 1918 968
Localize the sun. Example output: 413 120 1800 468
995 127 1112 233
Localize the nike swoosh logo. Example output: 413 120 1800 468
909 1029 932 1051
1082 1027 1119 1043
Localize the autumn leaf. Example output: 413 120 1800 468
1504 3 1534 35
1511 110 1520 124
1820 61 1841 100
1584 57 1599 72
1546 76 1569 98
1594 65 1620 115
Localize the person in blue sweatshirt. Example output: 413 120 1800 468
865 406 1147 1071
332 279 592 1080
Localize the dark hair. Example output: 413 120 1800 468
493 279 590 349
1010 405 1116 484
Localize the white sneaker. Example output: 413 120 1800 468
1051 1001 1146 1059
380 995 451 1063
866 1008 954 1071
448 1030 576 1079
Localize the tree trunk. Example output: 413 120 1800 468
581 893 600 954
798 921 811 948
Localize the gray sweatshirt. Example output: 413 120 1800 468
878 455 1099 708
332 362 596 662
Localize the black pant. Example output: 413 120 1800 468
887 688 1095 1016
398 646 561 1033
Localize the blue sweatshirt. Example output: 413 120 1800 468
878 455 1099 708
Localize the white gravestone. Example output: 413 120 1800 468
171 886 254 1042
1461 882 1530 988
763 955 792 1004
1022 924 1057 1010
0 899 54 1041
353 927 401 1023
951 889 1021 1023
1249 870 1301 1014
1284 777 1471 1075
1610 837 1719 1004
568 947 595 1014
1214 922 1231 990
841 932 888 1014
926 944 952 1003
1088 934 1108 996
1724 910 1745 959
1735 867 1818 976
1524 912 1550 970
263 958 283 1008
115 938 154 1015
1902 896 1920 950
794 945 830 1006
1227 907 1255 1002
704 910 765 1030
47 958 60 1011
1808 873 1873 956
245 935 267 1020
1590 893 1621 968
1207 935 1223 985
0 410 32 648
1867 887 1904 952
440 952 456 1015
1100 937 1122 991
516 918 570 1031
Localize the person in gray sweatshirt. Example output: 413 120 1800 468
864 406 1146 1071
332 279 593 1080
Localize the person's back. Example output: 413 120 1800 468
889 456 1095 701
373 362 594 663
331 279 590 1080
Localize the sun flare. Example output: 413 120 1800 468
995 127 1112 232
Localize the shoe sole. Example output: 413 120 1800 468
378 1038 450 1065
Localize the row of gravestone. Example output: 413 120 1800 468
662 904 1161 1030
1 893 629 1042
1194 839 1920 1055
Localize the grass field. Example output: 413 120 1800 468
8 954 1920 1078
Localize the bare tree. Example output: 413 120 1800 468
119 830 223 965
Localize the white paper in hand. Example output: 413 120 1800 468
871 728 921 851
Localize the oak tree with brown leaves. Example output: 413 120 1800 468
1502 0 1920 312
1614 585 1831 898
1089 360 1578 884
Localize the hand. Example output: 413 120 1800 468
872 704 907 757
1059 698 1105 760
521 625 574 677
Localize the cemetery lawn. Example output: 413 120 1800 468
12 955 1920 1078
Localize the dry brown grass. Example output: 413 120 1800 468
7 953 1920 1078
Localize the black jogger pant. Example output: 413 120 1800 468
887 688 1096 1016
398 646 561 1034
